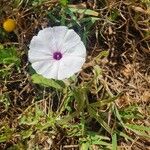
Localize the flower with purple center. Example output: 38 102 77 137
28 26 86 80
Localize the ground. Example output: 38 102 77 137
0 0 150 150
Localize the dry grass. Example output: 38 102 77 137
0 0 150 149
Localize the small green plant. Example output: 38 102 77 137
60 0 68 6
0 93 10 112
80 131 111 150
0 45 20 78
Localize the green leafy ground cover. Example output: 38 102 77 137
0 0 150 149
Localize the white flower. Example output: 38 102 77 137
28 26 86 80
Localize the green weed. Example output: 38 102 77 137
0 45 20 78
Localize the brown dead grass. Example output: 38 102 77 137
0 0 150 149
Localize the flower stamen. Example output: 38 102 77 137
53 52 62 60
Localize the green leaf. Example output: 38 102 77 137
31 74 65 90
125 124 150 132
89 94 120 108
19 105 43 125
80 142 90 150
117 131 134 142
21 129 33 139
109 9 119 21
73 87 88 112
0 125 13 143
0 93 10 111
125 124 150 139
97 50 109 58
19 114 39 125
57 111 78 125
68 7 99 16
13 0 24 8
60 0 68 6
112 132 117 150
93 65 102 78
88 106 112 134
87 131 110 141
114 104 125 127
0 46 20 66
91 141 112 147
0 135 7 143
47 12 60 24
79 17 100 25
119 104 144 120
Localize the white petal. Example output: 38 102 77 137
64 29 81 45
63 41 86 58
42 61 60 79
58 56 85 80
38 27 53 39
28 49 52 63
29 36 51 54
30 27 57 53
38 27 55 47
32 60 60 79
32 61 51 74
52 26 68 51
29 28 56 65
60 28 86 57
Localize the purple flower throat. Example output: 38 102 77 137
53 52 62 60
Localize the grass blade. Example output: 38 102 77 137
112 132 117 150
